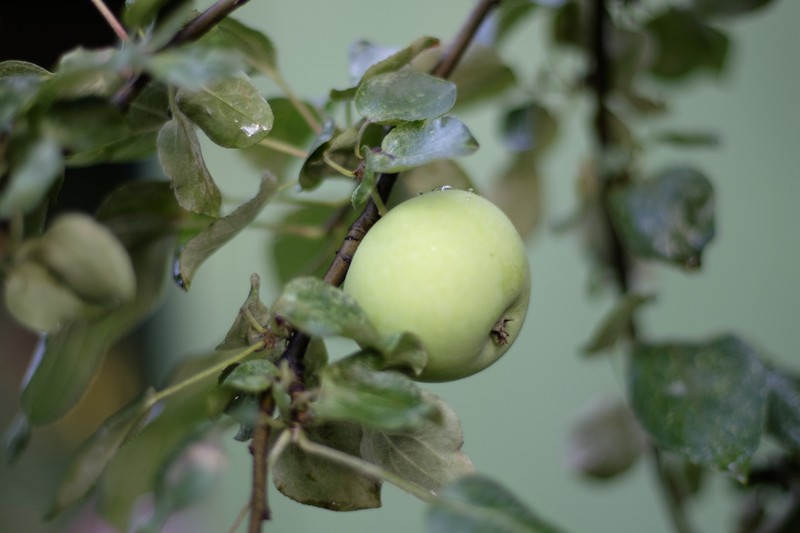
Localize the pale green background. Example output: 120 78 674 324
3 1 796 532
147 1 800 532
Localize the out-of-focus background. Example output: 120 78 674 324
1 0 798 532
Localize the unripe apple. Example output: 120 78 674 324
343 188 531 382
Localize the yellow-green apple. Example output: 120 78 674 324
343 188 530 381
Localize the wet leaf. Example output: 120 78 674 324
220 359 279 393
176 74 273 149
565 396 646 479
20 237 173 425
217 273 271 350
609 167 715 269
355 71 456 125
273 423 381 511
361 392 473 492
368 116 478 173
157 109 222 217
646 8 730 80
48 390 155 518
271 202 356 284
0 135 63 218
765 368 800 451
175 173 277 290
427 474 563 533
272 276 380 347
629 335 767 481
582 293 655 355
314 358 438 431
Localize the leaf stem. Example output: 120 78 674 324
148 341 265 406
294 428 436 503
89 0 129 43
258 137 309 159
268 70 323 134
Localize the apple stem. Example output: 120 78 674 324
490 317 513 345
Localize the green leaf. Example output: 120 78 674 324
200 16 278 74
351 145 378 209
368 116 479 173
0 60 51 78
0 74 43 133
20 237 173 425
43 98 129 159
765 368 800 451
157 109 222 217
98 352 234 529
582 293 655 355
357 36 440 85
41 47 132 100
565 396 646 479
176 73 273 149
493 0 540 44
297 120 340 190
609 166 715 269
355 71 456 125
217 273 271 350
241 97 318 176
123 0 173 30
361 392 473 492
220 359 279 393
501 102 558 154
652 130 720 148
175 172 277 289
646 8 730 80
145 45 242 91
271 202 357 284
272 424 382 511
0 135 63 218
628 335 768 481
374 331 428 377
314 358 438 430
48 389 155 518
449 45 516 108
3 412 31 464
427 474 563 533
272 277 381 347
347 41 399 83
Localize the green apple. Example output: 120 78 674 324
343 188 531 382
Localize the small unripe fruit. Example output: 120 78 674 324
343 188 530 382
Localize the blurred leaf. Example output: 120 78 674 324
355 71 456 125
217 273 271 350
361 392 473 492
629 335 767 481
314 358 438 431
552 0 584 49
41 47 133 100
692 0 777 17
427 474 563 533
20 236 172 425
487 152 541 238
609 166 715 269
652 130 720 148
157 107 222 217
272 276 380 347
175 172 277 289
273 423 381 511
0 74 42 133
200 16 278 74
582 293 655 355
220 359 279 393
3 412 31 464
297 120 340 190
646 8 730 80
347 40 398 83
501 102 558 154
98 352 234 529
271 202 356 284
565 396 646 479
765 368 800 451
368 116 478 173
242 97 317 175
0 135 63 218
450 45 516 108
493 0 540 44
176 73 273 149
145 45 242 91
374 331 428 377
0 60 51 78
48 389 155 518
123 0 173 30
43 98 128 158
303 336 329 390
358 36 441 85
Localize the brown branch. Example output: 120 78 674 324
112 0 251 108
247 393 275 533
431 0 501 79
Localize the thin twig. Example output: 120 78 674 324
89 0 129 43
247 393 275 533
431 0 500 79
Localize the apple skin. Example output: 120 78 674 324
343 188 531 382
